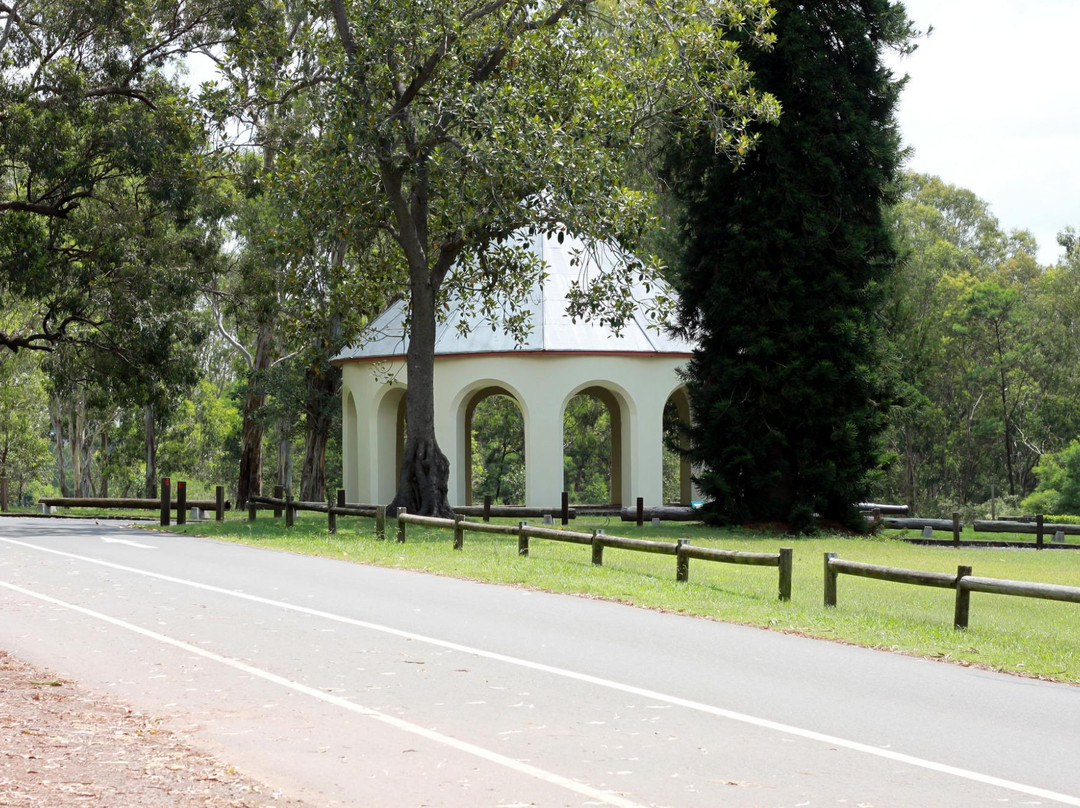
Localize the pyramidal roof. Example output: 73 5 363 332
335 230 694 362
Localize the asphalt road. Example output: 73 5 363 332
2 516 1079 807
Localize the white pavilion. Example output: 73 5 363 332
333 230 696 509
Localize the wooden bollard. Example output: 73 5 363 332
375 505 386 540
397 507 407 543
285 490 294 528
327 497 337 534
518 522 529 557
0 475 8 512
591 530 604 566
483 495 492 522
1037 514 1044 550
337 489 346 507
824 552 838 607
273 484 284 518
952 511 961 546
954 565 973 629
160 478 171 526
215 485 225 521
248 497 257 521
176 481 187 525
636 497 644 528
453 514 464 550
778 547 793 602
561 491 569 526
676 539 689 582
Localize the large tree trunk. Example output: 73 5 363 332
236 319 275 508
388 275 453 517
299 364 340 503
276 422 292 492
69 406 83 497
99 430 109 498
144 403 157 498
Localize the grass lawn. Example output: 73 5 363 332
144 510 1080 684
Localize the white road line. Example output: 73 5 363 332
4 535 1080 807
102 538 156 549
0 578 647 808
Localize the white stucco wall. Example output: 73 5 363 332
339 352 691 508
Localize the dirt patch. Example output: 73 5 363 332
0 650 310 807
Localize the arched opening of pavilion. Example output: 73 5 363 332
463 387 525 505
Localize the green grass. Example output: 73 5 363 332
152 511 1080 684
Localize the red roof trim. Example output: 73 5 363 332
333 349 694 366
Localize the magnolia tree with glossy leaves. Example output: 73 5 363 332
246 0 780 516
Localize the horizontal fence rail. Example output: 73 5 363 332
824 553 1080 629
39 480 227 525
393 509 793 601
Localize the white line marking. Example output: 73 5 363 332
102 538 155 549
0 579 646 808
3 535 1080 806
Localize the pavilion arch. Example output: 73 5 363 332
664 385 693 506
562 382 634 507
454 382 528 505
372 385 407 504
343 388 360 499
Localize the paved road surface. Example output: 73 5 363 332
2 516 1079 807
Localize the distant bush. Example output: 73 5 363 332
1022 440 1080 517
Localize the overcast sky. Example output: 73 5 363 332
890 0 1080 265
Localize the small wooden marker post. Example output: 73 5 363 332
176 481 187 525
778 548 793 602
483 495 492 523
273 485 284 518
676 539 689 582
561 491 569 526
375 505 386 540
160 478 171 526
248 496 257 521
0 475 8 512
1036 514 1045 550
954 565 973 629
453 514 464 550
285 490 294 528
591 530 604 566
823 553 838 607
636 497 644 528
337 489 346 508
215 485 225 521
518 522 529 557
397 507 407 543
327 496 337 534
952 512 961 546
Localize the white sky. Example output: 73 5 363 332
890 0 1080 265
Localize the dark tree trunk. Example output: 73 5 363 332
236 320 275 508
299 364 340 503
388 273 453 517
51 398 69 498
144 403 156 499
100 430 109 498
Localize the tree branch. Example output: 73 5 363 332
330 0 358 64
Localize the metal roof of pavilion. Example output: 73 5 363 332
334 230 693 362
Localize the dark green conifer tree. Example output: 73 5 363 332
671 0 915 531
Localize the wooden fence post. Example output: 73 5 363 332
483 495 491 523
176 481 187 525
285 490 294 528
676 539 689 582
952 512 960 546
160 478 171 526
0 475 8 512
824 552 838 607
453 514 464 550
376 506 386 540
248 496 257 522
273 484 284 518
591 530 604 566
954 565 972 629
337 489 346 508
561 491 569 526
327 496 337 534
215 485 225 521
778 547 793 602
1036 514 1044 550
636 497 644 528
518 521 529 557
397 507 407 543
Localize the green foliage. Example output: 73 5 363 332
470 395 525 505
563 395 611 504
1022 440 1080 516
670 0 913 531
0 351 52 500
157 379 243 496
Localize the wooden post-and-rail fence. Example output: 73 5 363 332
824 553 1080 629
39 479 227 525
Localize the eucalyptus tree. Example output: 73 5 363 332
293 0 779 516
